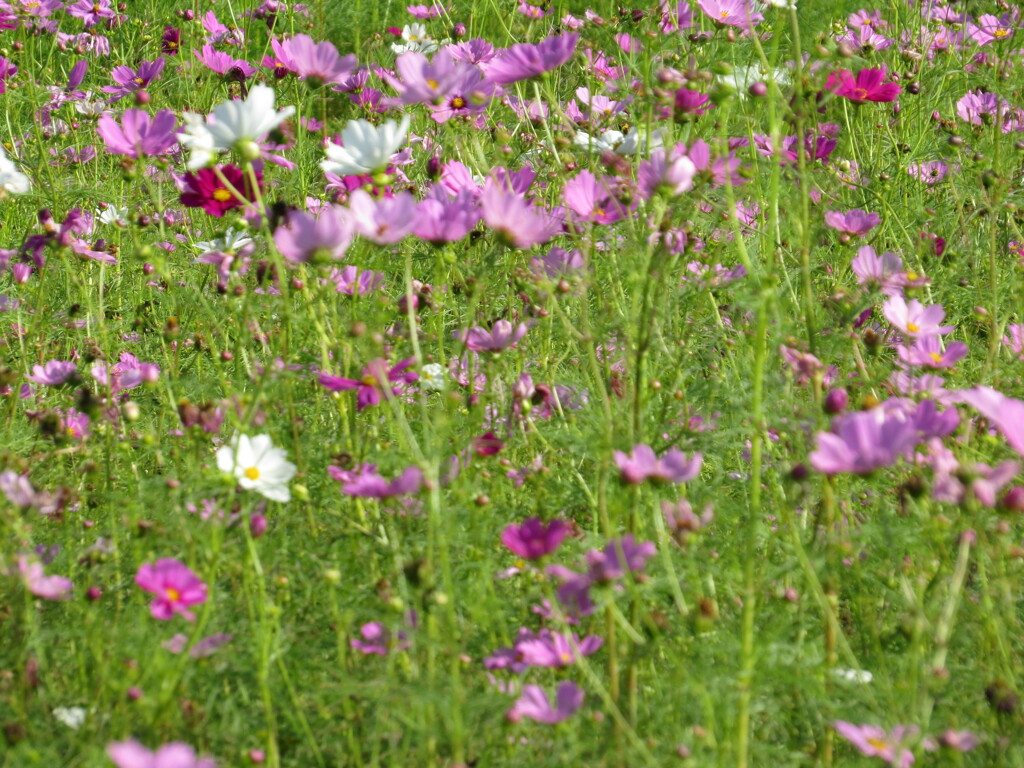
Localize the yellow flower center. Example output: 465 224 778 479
213 189 233 202
906 322 920 333
905 270 918 281
426 78 439 89
92 2 100 11
853 88 869 100
929 352 943 364
866 738 888 751
451 96 466 109
719 10 729 18
166 587 180 601
361 375 379 386
133 77 143 84
244 466 261 480
994 28 1009 38
559 651 572 663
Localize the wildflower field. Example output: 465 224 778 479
3 0 1024 764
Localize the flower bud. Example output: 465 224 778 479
824 388 848 414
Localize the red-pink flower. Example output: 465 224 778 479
501 518 569 559
828 67 902 103
135 558 208 621
319 358 418 410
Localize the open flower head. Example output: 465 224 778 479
216 433 296 503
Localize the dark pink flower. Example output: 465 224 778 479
193 45 256 79
319 358 418 410
178 165 261 218
828 67 902 102
501 518 569 559
135 558 208 621
460 320 529 352
274 207 354 263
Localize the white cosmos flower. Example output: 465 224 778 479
177 112 217 171
53 707 87 729
391 23 439 54
420 363 446 392
178 86 295 168
98 204 128 226
321 115 411 177
216 433 296 503
573 127 663 156
193 227 253 256
0 145 31 195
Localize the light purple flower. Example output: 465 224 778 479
585 535 656 581
897 335 967 369
460 320 530 352
507 681 584 724
883 296 954 337
810 406 921 475
26 359 76 385
17 556 73 600
614 444 702 484
824 208 880 236
101 57 165 102
274 207 354 263
479 180 560 248
276 34 356 84
957 386 1024 457
483 32 579 86
346 189 418 244
330 464 424 498
515 629 603 667
851 245 905 296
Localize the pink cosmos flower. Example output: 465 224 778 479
834 721 917 768
697 0 762 28
516 629 603 667
135 559 208 621
851 245 906 296
177 165 261 218
779 345 825 385
824 208 880 236
17 556 73 600
883 296 953 337
407 3 446 18
346 189 418 244
501 518 569 559
331 464 424 498
101 57 165 102
563 170 627 225
97 109 179 158
809 406 921 475
638 148 697 199
107 740 216 768
908 161 951 185
828 67 901 102
274 207 354 263
1002 324 1024 359
968 13 1014 46
614 445 702 484
483 32 579 86
479 181 560 248
65 0 114 27
319 358 418 410
276 34 356 85
325 265 384 294
413 186 480 243
193 45 256 79
459 320 529 352
897 335 968 369
91 352 160 393
26 359 76 385
957 386 1024 457
507 681 584 724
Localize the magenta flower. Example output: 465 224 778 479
809 407 920 475
17 556 73 600
834 721 917 768
883 296 953 337
507 681 584 724
351 621 413 655
613 444 702 484
97 109 178 158
824 208 880 236
331 463 424 498
135 559 208 621
828 68 901 103
107 740 216 768
483 32 579 86
274 207 354 263
319 358 418 410
501 518 569 559
26 359 76 385
101 57 165 102
193 45 256 79
460 320 529 352
697 0 762 28
178 165 261 218
276 34 356 85
897 336 967 369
